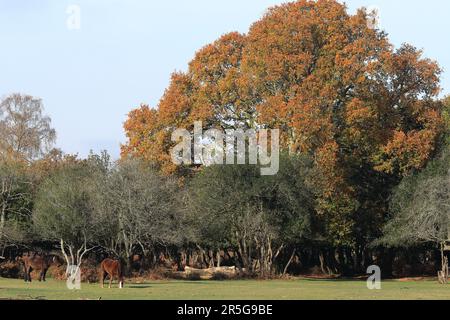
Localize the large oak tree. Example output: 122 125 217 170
122 0 445 247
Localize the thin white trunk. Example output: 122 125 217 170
0 199 8 256
283 249 297 277
60 239 71 276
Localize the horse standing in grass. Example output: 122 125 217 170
100 258 124 289
21 253 63 282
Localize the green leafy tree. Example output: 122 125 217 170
188 153 314 276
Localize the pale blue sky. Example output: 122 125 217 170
0 0 449 158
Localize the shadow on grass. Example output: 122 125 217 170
296 277 366 283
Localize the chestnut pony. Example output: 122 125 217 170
100 258 124 289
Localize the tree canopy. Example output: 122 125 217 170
122 0 445 245
381 145 450 248
0 93 56 161
187 153 315 275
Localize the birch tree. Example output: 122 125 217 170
0 93 56 161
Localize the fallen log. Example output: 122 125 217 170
184 266 245 279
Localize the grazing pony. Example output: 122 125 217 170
21 253 63 282
100 258 124 289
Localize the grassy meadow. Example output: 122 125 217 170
0 277 449 300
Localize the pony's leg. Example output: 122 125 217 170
42 269 48 282
109 274 112 289
100 271 106 288
24 266 28 282
27 268 32 283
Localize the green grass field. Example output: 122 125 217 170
0 277 449 300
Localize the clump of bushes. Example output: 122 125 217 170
0 261 22 279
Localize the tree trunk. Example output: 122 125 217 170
319 251 326 275
60 238 94 279
182 250 187 269
283 249 296 277
438 243 449 284
237 236 250 271
216 250 221 268
60 239 72 276
0 202 6 249
208 250 215 268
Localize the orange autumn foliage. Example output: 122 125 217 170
122 0 445 244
